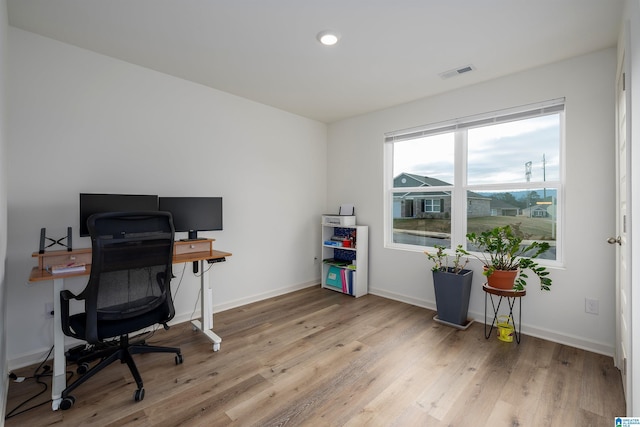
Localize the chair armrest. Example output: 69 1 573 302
60 289 78 338
157 272 175 321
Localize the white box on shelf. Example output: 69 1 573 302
322 215 356 226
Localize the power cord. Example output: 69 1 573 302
171 262 187 302
5 346 75 420
193 260 214 278
177 260 203 322
190 288 202 322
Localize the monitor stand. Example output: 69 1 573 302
180 230 206 242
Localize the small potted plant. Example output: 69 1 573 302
465 225 552 291
424 244 473 328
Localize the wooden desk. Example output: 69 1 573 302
29 240 230 282
29 239 231 410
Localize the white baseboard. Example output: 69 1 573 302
369 286 614 358
211 280 319 313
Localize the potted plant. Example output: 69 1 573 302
424 244 473 328
465 225 552 291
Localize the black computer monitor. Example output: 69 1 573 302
158 197 223 240
79 193 159 237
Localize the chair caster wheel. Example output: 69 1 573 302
134 388 145 402
59 396 75 410
175 354 184 365
77 362 90 375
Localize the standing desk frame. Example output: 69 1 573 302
29 241 231 410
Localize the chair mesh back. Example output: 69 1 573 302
88 212 175 322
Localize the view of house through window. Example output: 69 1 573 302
386 100 563 262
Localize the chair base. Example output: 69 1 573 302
60 334 182 410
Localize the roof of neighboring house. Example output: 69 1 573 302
523 205 550 212
394 173 490 200
399 173 451 187
490 199 520 210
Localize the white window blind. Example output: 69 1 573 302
385 98 565 143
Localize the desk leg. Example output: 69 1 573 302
190 260 222 351
51 277 66 410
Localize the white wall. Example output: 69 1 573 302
0 0 9 419
327 48 618 355
5 28 327 368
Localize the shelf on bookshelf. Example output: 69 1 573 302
322 258 355 268
321 220 368 298
322 244 356 251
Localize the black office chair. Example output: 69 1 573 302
59 211 183 410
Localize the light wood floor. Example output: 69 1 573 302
5 285 625 426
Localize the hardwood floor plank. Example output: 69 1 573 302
484 399 521 427
343 362 441 426
225 340 370 425
579 351 626 418
147 374 266 427
309 323 449 424
496 336 555 424
530 345 584 426
415 328 494 420
4 286 625 426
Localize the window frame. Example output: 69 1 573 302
384 99 565 267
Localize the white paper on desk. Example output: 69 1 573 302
339 204 354 215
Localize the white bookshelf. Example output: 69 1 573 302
321 216 368 297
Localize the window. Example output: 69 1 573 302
424 199 441 213
385 99 564 262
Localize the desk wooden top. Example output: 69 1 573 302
29 247 232 283
29 265 93 282
173 249 232 264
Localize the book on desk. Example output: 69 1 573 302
47 262 87 274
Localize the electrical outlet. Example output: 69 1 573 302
585 298 599 315
45 302 54 318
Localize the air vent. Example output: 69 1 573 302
439 64 476 80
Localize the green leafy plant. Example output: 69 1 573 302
465 225 552 291
424 244 469 274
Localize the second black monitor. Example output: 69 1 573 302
159 197 223 240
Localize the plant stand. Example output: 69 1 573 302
483 283 526 343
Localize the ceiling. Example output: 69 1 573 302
7 0 625 123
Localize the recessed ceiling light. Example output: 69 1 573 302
317 30 340 46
